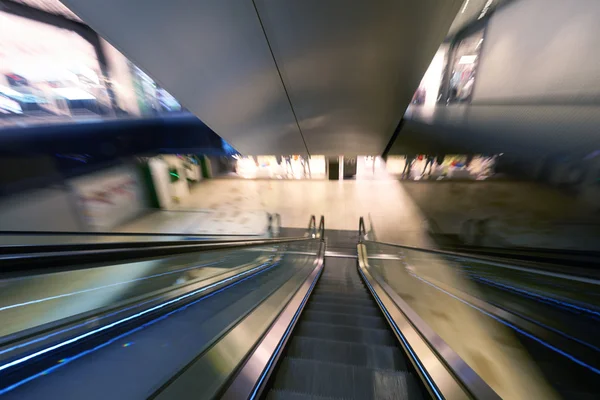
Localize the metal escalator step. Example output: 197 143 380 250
286 336 407 371
305 301 380 316
318 276 361 282
311 289 368 296
319 280 365 290
315 288 366 295
301 310 388 330
294 321 397 346
317 284 365 292
267 389 347 400
319 275 362 282
271 357 421 400
310 294 374 307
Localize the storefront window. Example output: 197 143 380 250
0 11 112 118
411 45 449 107
130 64 182 116
0 8 184 123
447 29 484 104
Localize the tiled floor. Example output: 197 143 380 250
119 175 433 247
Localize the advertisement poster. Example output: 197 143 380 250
69 165 147 231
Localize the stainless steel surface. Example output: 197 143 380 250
413 272 600 373
59 0 462 155
0 251 276 346
2 241 321 399
254 0 463 155
221 241 325 400
0 253 283 383
357 244 492 400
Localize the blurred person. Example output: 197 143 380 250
284 155 293 176
422 155 436 175
402 154 415 178
466 154 474 168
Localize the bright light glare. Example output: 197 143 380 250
458 55 478 64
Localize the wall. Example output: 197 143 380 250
474 0 600 102
0 186 82 231
397 0 600 159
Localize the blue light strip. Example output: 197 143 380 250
0 261 279 378
410 273 600 375
0 260 224 312
249 267 322 400
468 274 600 318
358 268 444 400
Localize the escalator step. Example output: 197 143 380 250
301 310 388 330
295 321 397 346
310 294 374 307
286 336 407 371
305 301 380 316
271 358 421 400
317 284 365 292
318 281 364 288
319 275 362 282
267 389 346 400
315 286 370 299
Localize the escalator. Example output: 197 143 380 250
267 256 423 399
0 218 493 399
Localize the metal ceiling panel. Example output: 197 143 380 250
60 0 460 156
255 0 463 155
59 0 307 155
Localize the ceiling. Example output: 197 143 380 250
59 0 462 155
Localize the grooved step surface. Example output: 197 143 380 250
294 321 398 346
272 358 420 400
267 389 347 400
286 337 407 371
301 309 388 330
268 256 423 399
305 301 381 316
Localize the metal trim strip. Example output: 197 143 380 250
1 237 309 275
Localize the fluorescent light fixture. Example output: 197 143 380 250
458 55 477 64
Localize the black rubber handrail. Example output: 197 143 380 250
364 239 600 281
439 243 600 268
308 215 317 237
358 216 366 243
318 215 325 240
0 237 310 275
0 237 291 255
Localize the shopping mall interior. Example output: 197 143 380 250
1 0 600 399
